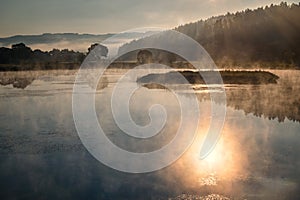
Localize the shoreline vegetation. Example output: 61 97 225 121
0 43 108 72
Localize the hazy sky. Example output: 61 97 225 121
0 0 299 37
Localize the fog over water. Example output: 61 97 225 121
0 69 299 199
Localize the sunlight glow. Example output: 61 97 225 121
204 140 227 167
163 106 250 189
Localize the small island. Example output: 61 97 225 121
137 70 279 85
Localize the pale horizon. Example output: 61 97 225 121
0 0 299 37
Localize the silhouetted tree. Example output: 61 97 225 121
0 47 12 64
137 50 153 64
11 43 32 63
88 43 108 57
0 44 86 70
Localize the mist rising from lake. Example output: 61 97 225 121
0 69 299 199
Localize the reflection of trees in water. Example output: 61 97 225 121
0 70 109 90
0 70 77 89
142 70 300 123
0 75 35 89
225 70 300 122
1 69 299 122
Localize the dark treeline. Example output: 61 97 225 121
0 43 84 71
0 43 108 71
175 2 300 69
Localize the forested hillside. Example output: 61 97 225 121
119 2 300 69
175 2 300 68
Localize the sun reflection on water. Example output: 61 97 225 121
172 123 249 189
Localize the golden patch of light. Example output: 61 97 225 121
204 141 226 167
171 123 249 188
194 127 247 180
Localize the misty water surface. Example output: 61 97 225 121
0 69 299 200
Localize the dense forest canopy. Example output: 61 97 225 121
176 2 300 68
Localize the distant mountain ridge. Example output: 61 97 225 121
0 31 161 53
0 33 114 45
0 33 114 52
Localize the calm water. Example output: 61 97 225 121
0 69 299 200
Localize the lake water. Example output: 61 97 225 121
0 69 299 199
